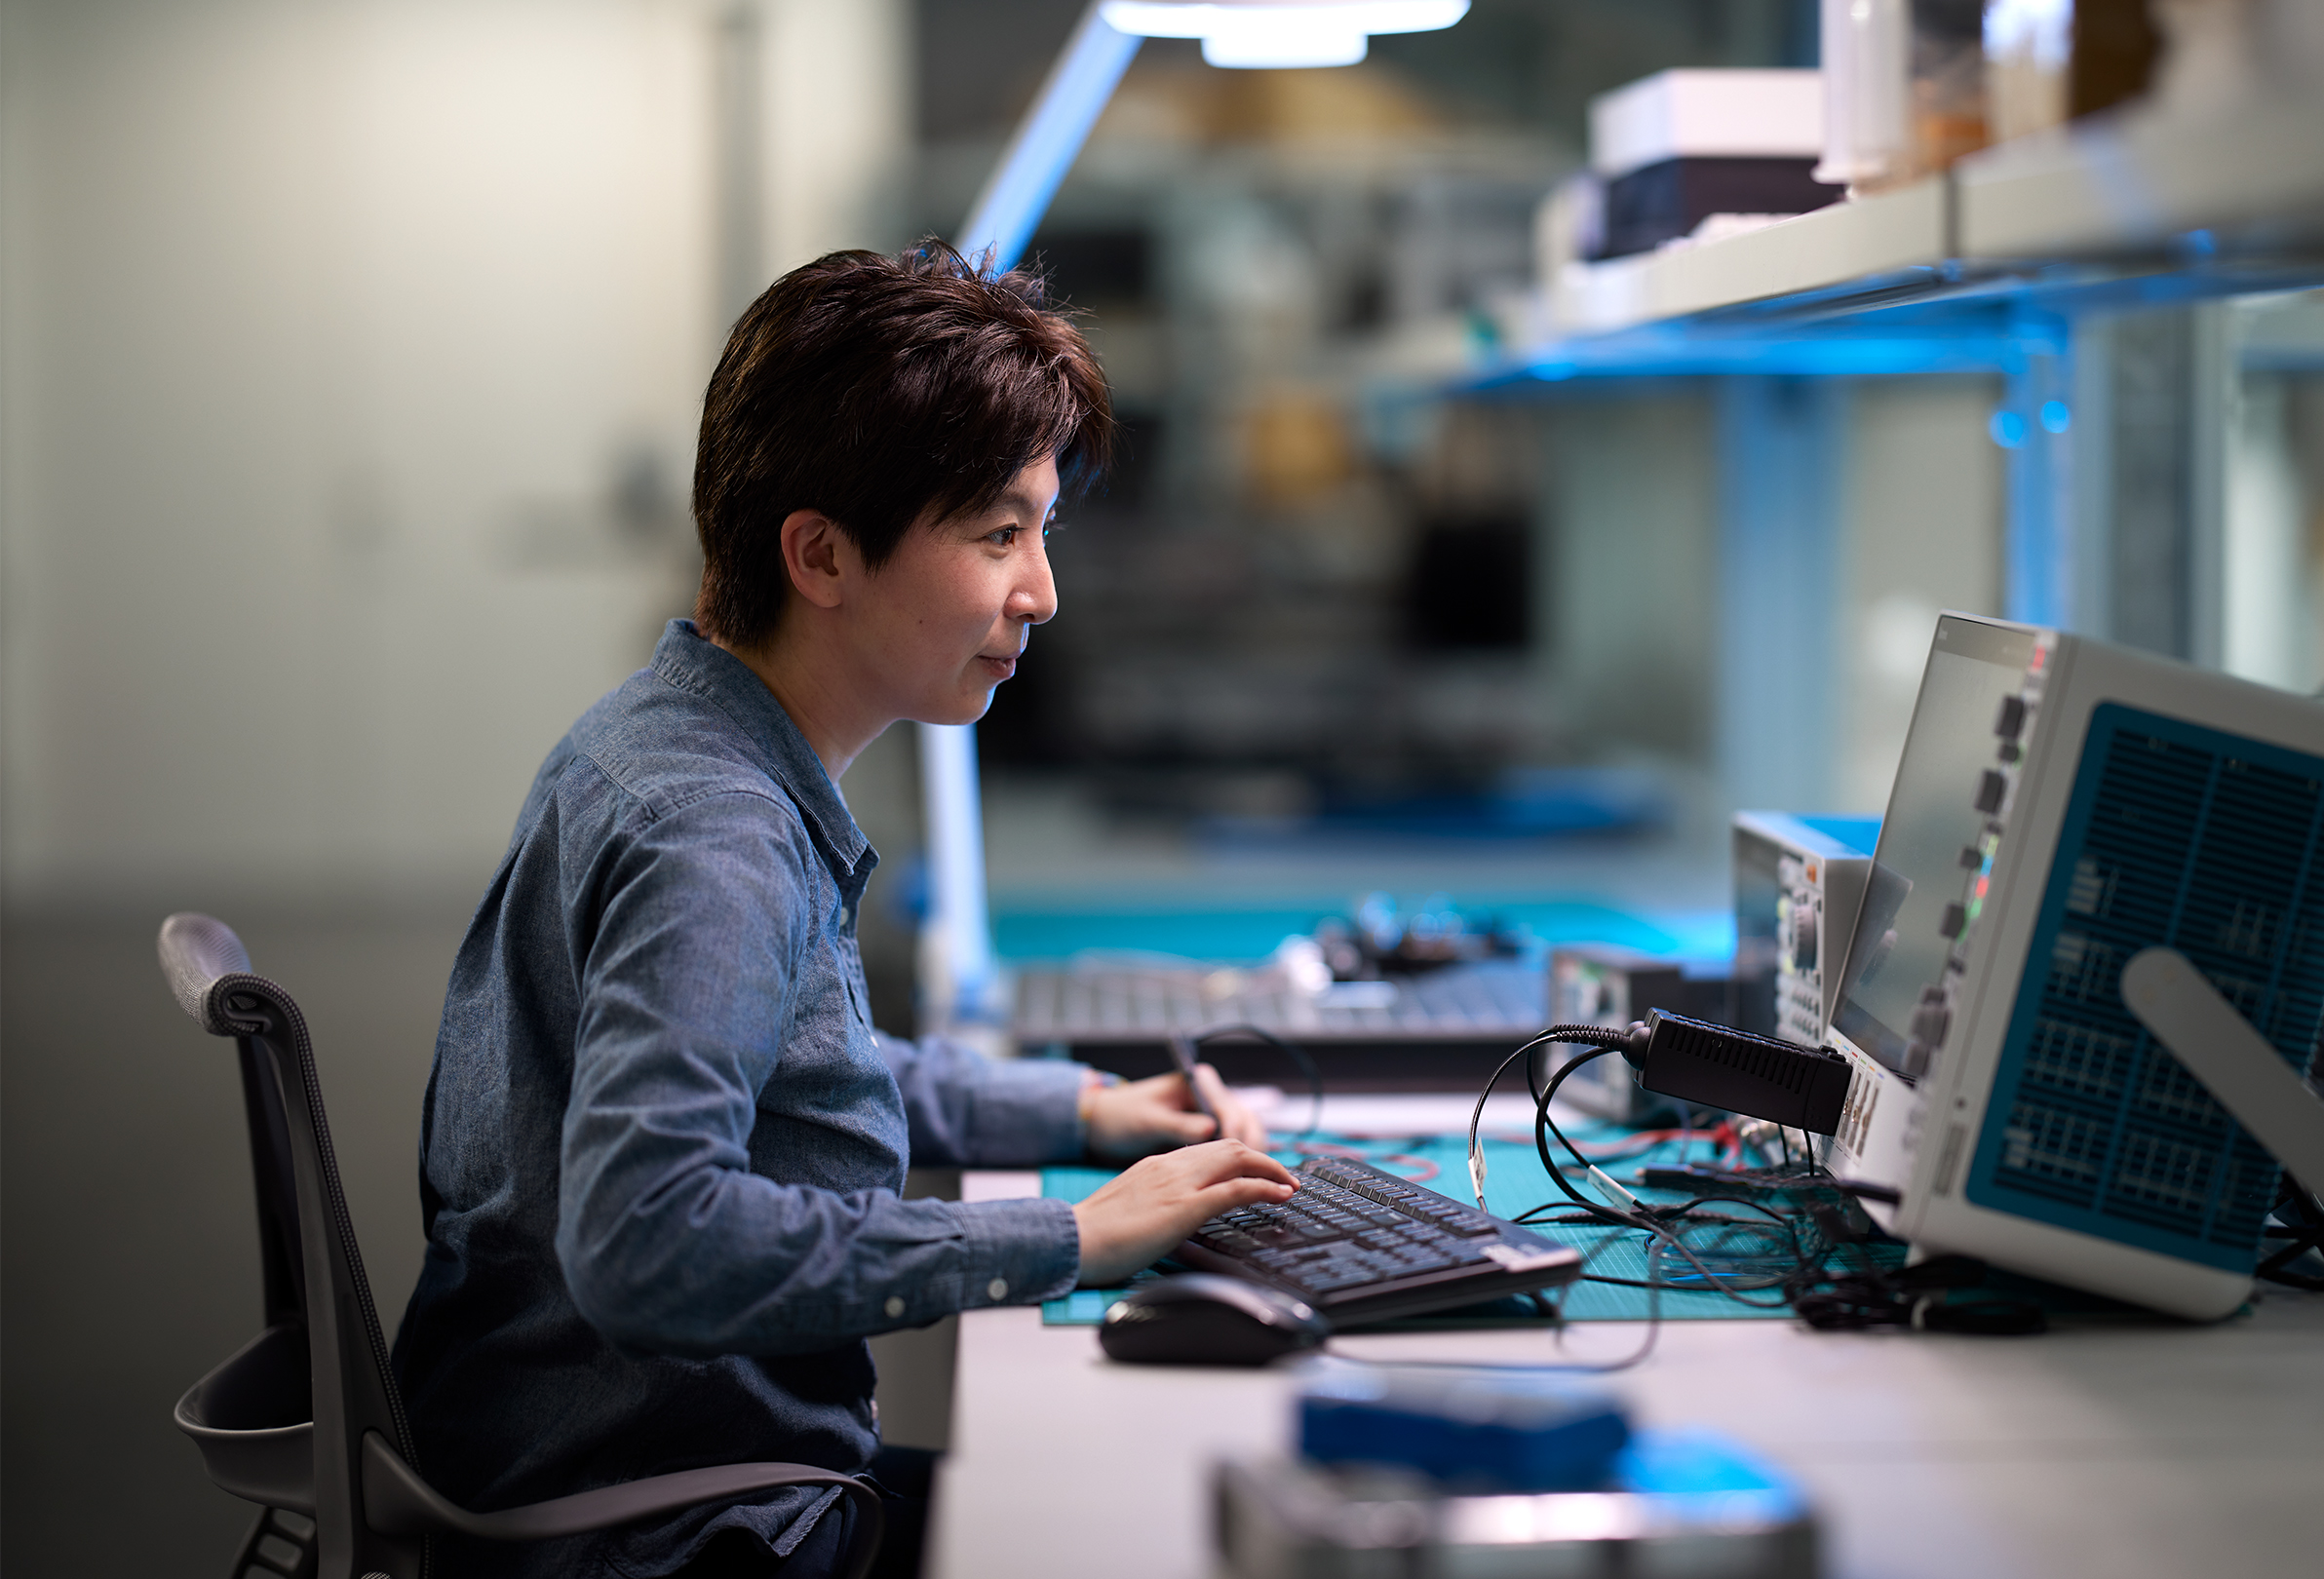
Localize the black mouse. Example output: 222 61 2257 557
1097 1274 1331 1366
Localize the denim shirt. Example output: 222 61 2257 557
391 620 1087 1578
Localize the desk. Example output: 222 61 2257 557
927 1171 2323 1579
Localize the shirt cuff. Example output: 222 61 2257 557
941 1195 1081 1312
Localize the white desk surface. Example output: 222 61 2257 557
928 1171 2323 1579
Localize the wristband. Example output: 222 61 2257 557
1075 1067 1121 1127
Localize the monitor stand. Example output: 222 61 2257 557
2121 947 2324 1190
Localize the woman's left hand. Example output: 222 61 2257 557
1081 1063 1270 1157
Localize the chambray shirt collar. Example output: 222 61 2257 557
648 619 875 888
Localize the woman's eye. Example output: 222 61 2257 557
987 526 1019 547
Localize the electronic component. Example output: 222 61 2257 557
1732 811 1878 1047
1545 944 1729 1123
1624 1011 1852 1136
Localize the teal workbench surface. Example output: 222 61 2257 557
1038 1126 1908 1327
990 895 1735 964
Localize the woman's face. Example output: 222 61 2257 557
853 453 1061 727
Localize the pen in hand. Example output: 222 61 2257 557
1167 1034 1225 1139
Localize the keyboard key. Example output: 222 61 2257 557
1196 1229 1261 1253
1253 1246 1328 1270
1197 1156 1582 1318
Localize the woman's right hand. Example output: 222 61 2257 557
1069 1139 1299 1288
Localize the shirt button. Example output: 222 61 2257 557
987 1278 1009 1301
884 1295 906 1319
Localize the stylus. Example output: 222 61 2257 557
1168 1034 1226 1138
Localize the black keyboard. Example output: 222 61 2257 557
1172 1156 1582 1325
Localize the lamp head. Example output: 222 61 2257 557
1099 0 1469 69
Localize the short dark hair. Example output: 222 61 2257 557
691 241 1112 648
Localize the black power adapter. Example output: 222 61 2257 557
1617 1010 1852 1136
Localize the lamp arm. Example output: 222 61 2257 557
2120 946 2324 1189
955 3 1143 269
916 5 1143 1032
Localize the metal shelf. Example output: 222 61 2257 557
1547 178 1949 338
1473 91 2324 389
1959 92 2324 262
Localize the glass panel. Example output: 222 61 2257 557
2224 289 2324 694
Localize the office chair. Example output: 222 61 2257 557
159 912 884 1579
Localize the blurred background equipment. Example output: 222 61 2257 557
1010 896 1544 1090
1544 944 1731 1123
1587 68 1839 258
1729 810 1879 1046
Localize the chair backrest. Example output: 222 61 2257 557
161 913 425 1579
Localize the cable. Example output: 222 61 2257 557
1475 1028 1804 1311
1470 1027 1953 1324
1194 1022 1324 1138
1530 1047 1644 1226
1335 1241 1665 1376
1553 1239 1664 1372
1790 1252 2046 1334
1376 1152 1440 1184
1470 1032 1573 1206
2257 1173 2324 1291
1526 1057 1802 1308
1467 1025 1641 1212
1651 1193 1801 1229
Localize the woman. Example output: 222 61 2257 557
392 244 1298 1579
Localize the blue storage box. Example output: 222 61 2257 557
1295 1360 1631 1492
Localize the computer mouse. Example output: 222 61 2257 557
1097 1273 1331 1367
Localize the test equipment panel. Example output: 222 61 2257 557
1732 811 1879 1049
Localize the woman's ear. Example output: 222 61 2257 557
779 510 851 611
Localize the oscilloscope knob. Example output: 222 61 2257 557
1791 905 1818 972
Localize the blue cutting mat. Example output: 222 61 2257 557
1040 1130 1897 1326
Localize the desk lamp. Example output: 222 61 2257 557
917 0 1470 1034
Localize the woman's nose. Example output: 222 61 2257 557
1012 537 1058 626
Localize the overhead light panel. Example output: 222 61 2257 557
1099 0 1469 69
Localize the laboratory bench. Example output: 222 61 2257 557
925 1171 2323 1579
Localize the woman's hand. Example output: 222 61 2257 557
1070 1139 1299 1287
1082 1063 1269 1157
